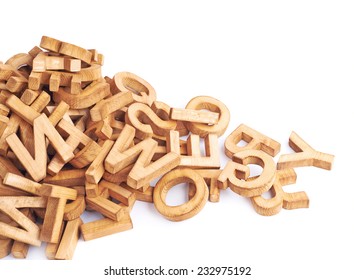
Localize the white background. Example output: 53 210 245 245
0 0 353 279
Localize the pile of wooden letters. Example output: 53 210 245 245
0 36 334 259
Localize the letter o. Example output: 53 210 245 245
153 168 209 221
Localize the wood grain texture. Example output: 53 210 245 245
5 76 27 93
40 36 94 65
167 130 220 169
99 180 136 207
3 173 42 195
103 164 134 185
53 139 96 170
40 183 78 200
94 117 113 140
217 163 249 190
53 79 110 108
184 96 230 137
0 104 10 116
40 36 62 53
59 42 92 64
0 156 21 179
114 72 156 106
43 169 86 187
38 183 77 243
104 124 135 173
64 195 86 221
0 197 45 246
51 118 96 171
153 168 209 221
127 148 180 189
0 239 13 259
0 35 336 260
86 195 128 221
85 181 99 198
224 123 281 158
105 124 180 189
277 131 334 170
90 91 135 122
11 209 35 258
170 107 219 125
5 50 37 68
0 181 29 196
33 52 81 73
125 102 177 139
29 64 102 93
227 150 276 197
121 184 154 203
30 90 51 112
6 113 74 181
0 115 8 138
0 113 22 156
20 89 39 105
151 101 189 136
80 214 133 241
0 90 50 157
45 222 65 260
193 169 222 202
55 218 83 260
40 197 66 243
85 140 114 184
47 101 70 127
250 169 309 216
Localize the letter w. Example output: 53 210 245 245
105 124 180 189
6 114 74 181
